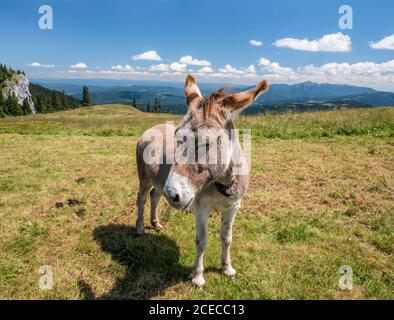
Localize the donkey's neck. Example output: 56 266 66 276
214 119 249 198
217 119 246 182
224 118 236 135
225 119 243 164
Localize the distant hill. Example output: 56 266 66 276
72 85 186 108
232 81 374 103
0 64 36 116
245 82 394 114
342 91 394 106
34 79 394 114
29 83 81 114
0 64 81 117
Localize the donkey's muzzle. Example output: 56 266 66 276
163 171 195 210
165 189 181 205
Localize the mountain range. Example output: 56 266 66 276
33 79 394 114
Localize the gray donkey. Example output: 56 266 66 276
135 74 269 287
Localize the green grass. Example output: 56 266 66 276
0 104 393 299
0 104 181 136
1 104 393 139
238 107 394 139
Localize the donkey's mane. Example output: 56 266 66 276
203 87 230 122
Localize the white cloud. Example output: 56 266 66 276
369 34 394 50
198 66 213 73
148 63 170 72
273 32 351 52
296 60 394 90
246 64 256 74
258 58 271 66
301 60 394 77
27 62 55 68
255 57 394 90
218 64 236 73
218 64 246 74
132 50 162 61
30 56 394 91
179 55 211 66
111 64 135 71
170 62 187 72
70 62 88 69
258 58 295 76
249 39 263 47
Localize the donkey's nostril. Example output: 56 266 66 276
172 194 180 203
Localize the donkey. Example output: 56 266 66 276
135 74 269 287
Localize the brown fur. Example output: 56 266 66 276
135 75 269 287
203 90 226 123
200 80 269 122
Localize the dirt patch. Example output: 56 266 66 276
55 202 64 209
75 208 86 218
67 198 83 206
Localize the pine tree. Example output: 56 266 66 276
51 91 60 110
5 94 22 116
61 91 67 110
82 86 92 106
132 98 137 109
35 96 44 113
0 93 5 118
41 96 48 113
146 101 153 112
22 98 31 115
153 97 161 112
1 94 10 115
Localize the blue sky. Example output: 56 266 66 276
1 0 393 90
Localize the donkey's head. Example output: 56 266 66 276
163 74 269 209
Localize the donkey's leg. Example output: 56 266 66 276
136 185 150 235
192 204 210 288
149 188 163 231
220 205 238 277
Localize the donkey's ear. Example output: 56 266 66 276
222 80 269 112
184 74 202 107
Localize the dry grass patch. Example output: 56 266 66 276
0 106 393 299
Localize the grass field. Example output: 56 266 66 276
0 105 393 299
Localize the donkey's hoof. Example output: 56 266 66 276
152 222 163 231
135 226 145 236
192 274 205 288
223 266 236 277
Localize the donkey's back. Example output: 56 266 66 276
135 123 175 234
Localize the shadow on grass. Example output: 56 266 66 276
78 224 190 299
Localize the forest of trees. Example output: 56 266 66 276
131 96 162 113
0 64 28 117
29 84 82 114
0 64 25 83
0 64 86 117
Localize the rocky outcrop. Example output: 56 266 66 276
2 73 36 114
